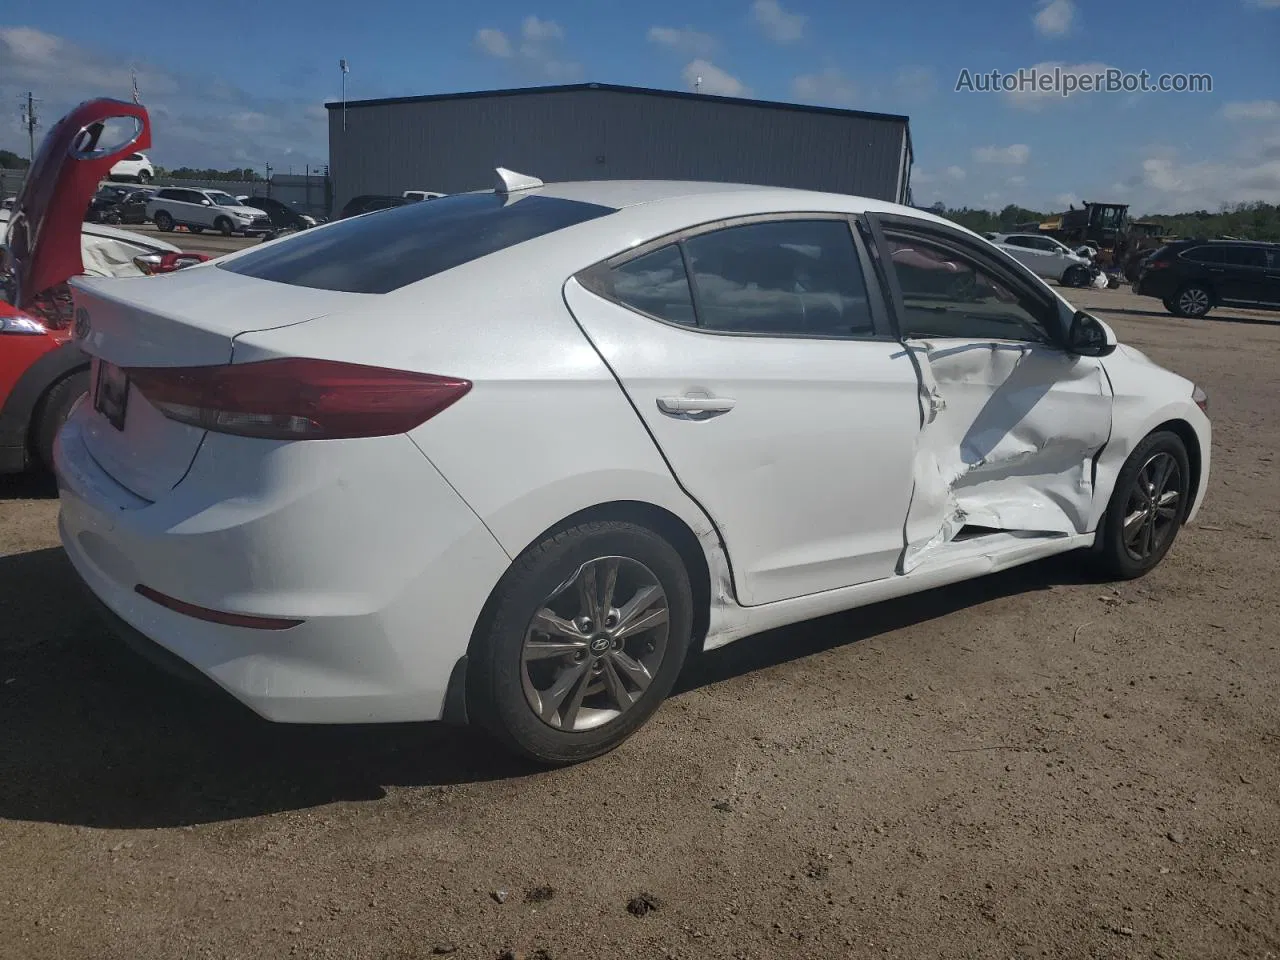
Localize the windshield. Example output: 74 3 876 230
208 193 240 207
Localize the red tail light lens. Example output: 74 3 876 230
126 358 471 440
133 252 211 275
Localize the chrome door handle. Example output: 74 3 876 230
656 395 737 417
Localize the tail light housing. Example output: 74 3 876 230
133 252 211 275
126 357 471 440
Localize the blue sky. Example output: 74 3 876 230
1 0 1278 214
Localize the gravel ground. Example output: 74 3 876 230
1 286 1277 960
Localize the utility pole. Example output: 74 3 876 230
339 59 349 132
21 92 40 163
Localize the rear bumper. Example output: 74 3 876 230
54 411 512 723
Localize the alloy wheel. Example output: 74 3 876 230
520 556 669 733
1178 288 1210 316
1121 452 1182 561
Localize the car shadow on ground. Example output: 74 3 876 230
0 472 57 501
0 546 1094 830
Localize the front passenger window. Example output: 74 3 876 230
884 231 1052 343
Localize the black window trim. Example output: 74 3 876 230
862 211 1073 347
575 211 898 342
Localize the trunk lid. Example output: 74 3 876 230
69 265 363 501
4 98 150 310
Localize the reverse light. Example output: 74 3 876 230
0 312 47 335
126 357 472 440
1192 384 1209 415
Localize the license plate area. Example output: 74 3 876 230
94 361 129 431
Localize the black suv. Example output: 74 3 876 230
337 194 409 219
1132 239 1280 318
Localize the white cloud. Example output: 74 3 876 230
1054 192 1080 208
973 143 1031 165
1138 152 1280 208
944 166 967 181
791 68 856 107
1222 100 1280 121
0 28 322 169
684 59 749 97
751 0 807 43
474 16 581 81
1009 174 1027 186
1033 0 1075 36
474 28 512 58
1003 60 1115 110
648 26 717 57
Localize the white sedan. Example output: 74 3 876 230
990 232 1096 286
53 172 1211 764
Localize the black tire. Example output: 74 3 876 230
468 520 694 765
33 370 90 473
1092 430 1191 581
1062 265 1088 288
104 209 122 225
188 225 204 234
1162 298 1176 313
137 170 152 184
154 210 174 232
215 217 233 237
1169 284 1212 318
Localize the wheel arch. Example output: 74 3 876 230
0 340 89 473
1153 417 1203 520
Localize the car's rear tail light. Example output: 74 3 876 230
125 357 471 440
135 584 303 630
133 252 210 275
1147 260 1171 270
1192 384 1208 415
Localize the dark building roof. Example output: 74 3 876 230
323 81 910 126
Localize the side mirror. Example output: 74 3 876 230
202 199 212 206
1067 309 1116 357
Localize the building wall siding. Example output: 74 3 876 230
328 89 910 209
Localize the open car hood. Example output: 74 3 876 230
2 98 151 309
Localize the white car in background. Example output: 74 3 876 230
145 187 272 237
51 171 1211 765
108 151 154 183
991 232 1095 286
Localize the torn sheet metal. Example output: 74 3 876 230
900 339 1112 572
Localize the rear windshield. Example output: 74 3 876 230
220 192 616 293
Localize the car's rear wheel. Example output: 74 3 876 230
154 211 174 232
1162 297 1176 313
1092 430 1191 580
215 217 233 237
33 370 89 473
1171 284 1212 318
137 170 151 183
469 520 694 765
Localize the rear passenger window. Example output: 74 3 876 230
1183 246 1226 263
610 245 695 325
682 220 874 337
1224 247 1266 268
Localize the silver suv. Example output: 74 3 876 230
146 188 272 237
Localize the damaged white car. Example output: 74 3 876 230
53 171 1211 764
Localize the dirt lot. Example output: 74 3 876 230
127 222 262 258
1 286 1277 960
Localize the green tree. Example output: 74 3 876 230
0 149 30 169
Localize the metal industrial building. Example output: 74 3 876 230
326 82 912 210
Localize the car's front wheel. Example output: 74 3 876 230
469 520 694 765
214 217 234 237
154 211 174 232
1062 265 1089 288
1170 284 1213 318
1092 430 1192 580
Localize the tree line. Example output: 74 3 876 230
924 201 1280 242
